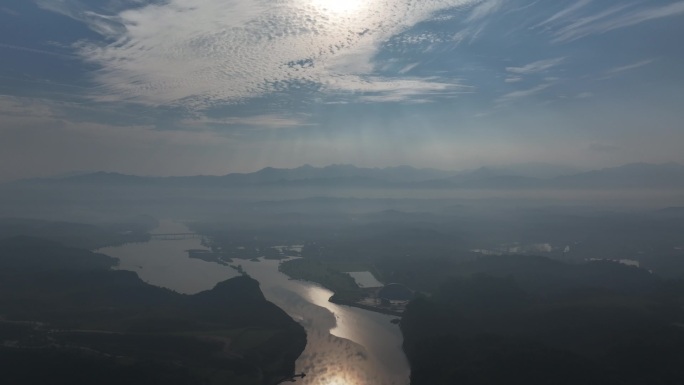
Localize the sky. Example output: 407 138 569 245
1 0 683 181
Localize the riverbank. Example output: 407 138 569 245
1 234 306 385
277 257 410 317
241 258 410 385
330 297 404 317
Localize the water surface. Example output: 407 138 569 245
99 220 409 385
98 220 239 293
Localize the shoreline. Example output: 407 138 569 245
329 297 404 317
279 275 405 317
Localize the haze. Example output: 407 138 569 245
3 3 684 385
2 0 684 181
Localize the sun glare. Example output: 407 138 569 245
308 365 365 385
311 0 367 14
321 374 353 385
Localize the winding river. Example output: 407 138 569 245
98 220 409 385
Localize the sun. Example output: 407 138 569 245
310 0 367 14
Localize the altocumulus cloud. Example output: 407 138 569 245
39 0 481 109
1 0 679 179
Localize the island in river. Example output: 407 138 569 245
278 257 409 316
188 218 684 385
103 219 411 385
184 242 410 316
0 235 306 385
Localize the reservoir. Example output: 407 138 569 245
98 220 410 385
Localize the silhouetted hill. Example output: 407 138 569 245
17 162 684 190
553 162 684 189
455 255 658 296
453 175 545 189
0 237 306 385
25 164 453 187
0 236 117 270
60 171 152 185
0 217 154 249
400 255 684 385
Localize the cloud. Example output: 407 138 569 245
324 76 473 103
535 0 593 28
398 63 420 74
182 115 312 129
0 95 66 119
0 6 19 16
497 83 552 102
467 0 502 21
36 0 126 38
0 93 154 124
506 57 565 75
0 43 80 59
40 0 482 109
604 59 655 76
550 2 684 43
0 97 236 181
391 31 451 47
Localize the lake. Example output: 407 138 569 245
98 220 409 385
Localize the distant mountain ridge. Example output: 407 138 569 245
30 164 458 186
213 164 456 183
20 162 684 190
553 162 684 188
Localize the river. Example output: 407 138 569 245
98 220 410 385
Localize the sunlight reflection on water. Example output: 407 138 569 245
97 220 239 294
99 221 408 385
243 259 409 385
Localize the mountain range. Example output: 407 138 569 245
17 162 684 190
